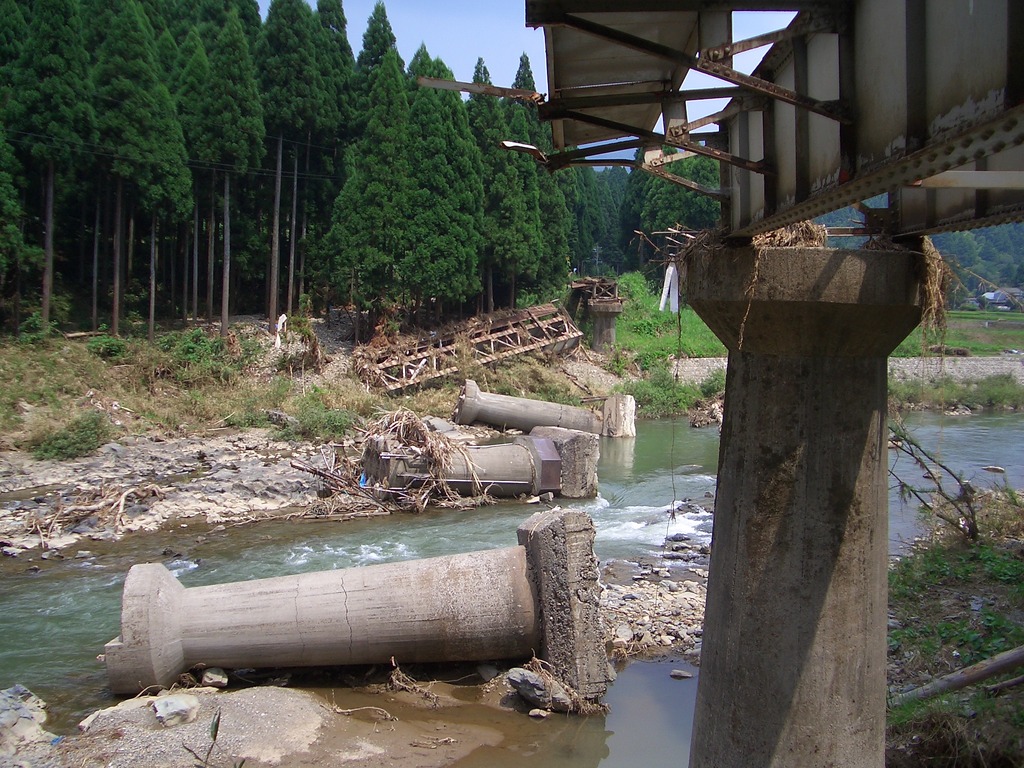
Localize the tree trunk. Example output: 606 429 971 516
287 146 298 316
269 135 283 331
207 171 216 324
127 209 135 281
221 172 231 337
192 192 199 324
112 177 123 336
181 220 189 323
41 160 55 327
893 645 1024 706
148 212 157 342
91 192 101 332
299 136 311 301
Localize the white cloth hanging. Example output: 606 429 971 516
659 262 679 312
274 313 288 349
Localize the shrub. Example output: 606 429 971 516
274 388 354 441
155 328 256 385
16 312 58 344
616 364 701 418
965 374 1024 409
699 368 726 398
86 335 129 360
32 411 112 460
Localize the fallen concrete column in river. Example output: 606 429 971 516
362 434 568 498
104 508 610 703
358 413 600 501
453 379 635 437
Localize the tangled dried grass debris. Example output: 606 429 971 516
751 220 827 248
290 410 493 517
523 657 608 715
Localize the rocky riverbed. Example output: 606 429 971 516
0 429 324 554
0 421 709 768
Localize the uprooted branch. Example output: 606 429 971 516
25 483 165 547
888 416 980 541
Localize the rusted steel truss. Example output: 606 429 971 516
354 304 582 392
546 11 848 124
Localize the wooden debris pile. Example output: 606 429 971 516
291 410 493 518
752 220 827 248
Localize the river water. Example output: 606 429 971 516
1 412 1021 765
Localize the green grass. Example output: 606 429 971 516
889 373 1024 410
889 542 1024 664
614 364 719 418
886 530 1024 765
613 272 726 369
893 310 1024 356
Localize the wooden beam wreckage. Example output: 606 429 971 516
353 303 583 392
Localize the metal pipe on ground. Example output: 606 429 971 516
104 509 610 704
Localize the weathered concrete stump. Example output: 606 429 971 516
589 299 623 352
517 507 607 701
529 427 599 498
687 247 921 768
454 379 635 437
105 509 609 703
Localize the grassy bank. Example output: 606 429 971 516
893 310 1024 357
890 373 1024 411
607 274 1024 417
0 326 588 456
886 488 1024 766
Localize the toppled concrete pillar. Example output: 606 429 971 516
530 427 599 498
105 508 609 705
518 508 608 702
363 435 561 497
454 379 635 437
686 246 922 768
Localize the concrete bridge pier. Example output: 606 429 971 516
687 247 922 768
104 508 609 702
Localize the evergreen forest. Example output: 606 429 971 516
0 0 721 337
1 0 1020 339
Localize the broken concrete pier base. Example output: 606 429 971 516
518 507 606 701
362 435 561 497
105 508 609 703
454 379 635 437
529 427 599 498
687 246 922 768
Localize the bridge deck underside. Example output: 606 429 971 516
530 0 1024 237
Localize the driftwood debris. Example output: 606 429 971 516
23 484 164 547
891 644 1024 706
352 303 582 392
291 410 494 516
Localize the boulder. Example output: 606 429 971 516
506 668 572 713
152 694 200 728
0 685 55 757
